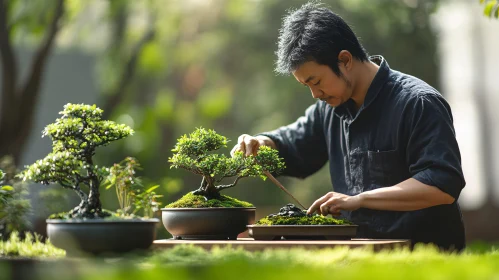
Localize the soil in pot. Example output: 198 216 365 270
166 192 254 208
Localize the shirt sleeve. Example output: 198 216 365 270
256 101 329 179
406 93 466 199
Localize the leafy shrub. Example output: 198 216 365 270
0 157 31 237
104 157 162 218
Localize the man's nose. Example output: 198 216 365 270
310 87 324 99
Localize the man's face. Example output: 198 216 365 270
292 60 352 107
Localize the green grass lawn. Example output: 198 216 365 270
1 235 498 280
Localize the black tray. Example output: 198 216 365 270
247 225 358 240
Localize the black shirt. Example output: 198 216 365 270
260 56 466 251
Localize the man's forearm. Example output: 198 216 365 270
357 178 455 211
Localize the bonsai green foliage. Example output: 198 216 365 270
255 215 351 226
0 231 65 257
104 157 162 218
20 103 134 219
169 127 285 200
166 192 253 208
0 157 31 237
481 0 499 18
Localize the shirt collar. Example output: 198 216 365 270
333 55 390 118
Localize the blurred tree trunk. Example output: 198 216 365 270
0 0 65 165
101 0 156 120
0 0 154 164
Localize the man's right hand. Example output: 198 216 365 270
230 134 276 157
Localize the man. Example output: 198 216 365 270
231 2 466 251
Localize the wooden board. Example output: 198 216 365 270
152 238 411 252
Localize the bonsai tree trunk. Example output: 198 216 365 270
69 187 89 216
192 177 221 199
86 176 102 216
68 157 104 218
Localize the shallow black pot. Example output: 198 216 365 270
46 218 159 255
162 208 255 240
247 225 358 240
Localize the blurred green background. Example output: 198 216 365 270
2 0 498 241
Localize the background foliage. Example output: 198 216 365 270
481 0 499 18
0 157 30 237
2 0 442 235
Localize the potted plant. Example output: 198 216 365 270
162 127 285 240
20 103 160 255
248 204 357 240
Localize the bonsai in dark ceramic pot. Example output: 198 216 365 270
162 128 285 240
248 204 357 240
20 103 160 255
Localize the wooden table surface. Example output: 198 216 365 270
153 238 411 252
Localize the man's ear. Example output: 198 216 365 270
338 50 353 71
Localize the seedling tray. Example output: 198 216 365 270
247 225 358 240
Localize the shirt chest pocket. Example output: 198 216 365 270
367 150 408 186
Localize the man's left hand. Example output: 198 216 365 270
307 192 362 216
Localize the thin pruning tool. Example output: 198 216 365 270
263 170 308 210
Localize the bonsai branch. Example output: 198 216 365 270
215 165 247 183
75 173 91 182
215 176 246 191
58 179 88 201
58 181 75 190
176 165 203 176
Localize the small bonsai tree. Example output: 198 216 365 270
20 103 133 219
255 204 351 226
168 127 285 201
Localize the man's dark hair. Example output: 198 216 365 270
275 1 369 76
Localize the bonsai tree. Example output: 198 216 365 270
255 204 351 226
20 103 133 219
168 127 285 201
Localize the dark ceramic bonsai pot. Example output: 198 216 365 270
162 207 256 240
46 218 159 255
247 224 358 240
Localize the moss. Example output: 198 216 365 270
166 192 253 208
255 214 352 225
0 232 65 257
48 209 114 220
